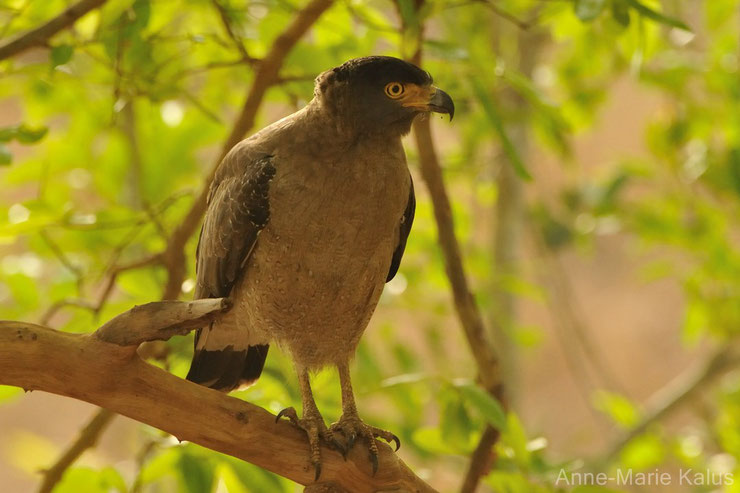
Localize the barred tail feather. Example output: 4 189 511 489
186 320 268 392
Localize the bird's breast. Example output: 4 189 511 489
233 139 410 367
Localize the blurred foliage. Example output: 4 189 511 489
2 0 740 492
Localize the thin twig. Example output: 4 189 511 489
601 345 740 464
37 254 163 327
39 299 96 327
39 230 85 295
36 408 116 493
211 0 256 64
445 0 539 30
0 0 108 61
530 221 626 396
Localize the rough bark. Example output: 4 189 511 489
0 301 437 493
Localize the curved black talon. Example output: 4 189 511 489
331 438 348 459
275 408 290 423
314 462 322 481
370 451 378 476
388 434 401 451
347 432 356 450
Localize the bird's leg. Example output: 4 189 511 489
276 366 340 480
329 362 400 474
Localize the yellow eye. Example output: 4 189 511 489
384 82 405 99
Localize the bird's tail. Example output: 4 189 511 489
186 320 268 392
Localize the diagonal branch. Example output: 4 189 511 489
602 344 740 463
412 117 504 395
413 109 505 493
37 409 116 493
0 0 107 61
161 0 334 300
405 36 505 493
0 302 437 493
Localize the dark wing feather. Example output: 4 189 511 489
187 155 275 390
386 176 415 282
191 155 274 358
194 155 275 300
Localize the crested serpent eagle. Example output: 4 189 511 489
186 56 454 478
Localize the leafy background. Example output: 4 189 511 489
1 0 740 492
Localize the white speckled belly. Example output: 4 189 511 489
230 141 410 369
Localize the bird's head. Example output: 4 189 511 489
314 56 455 137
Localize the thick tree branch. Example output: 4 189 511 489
0 0 107 61
0 303 436 493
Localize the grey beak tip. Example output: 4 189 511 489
430 87 455 122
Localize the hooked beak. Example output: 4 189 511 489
427 87 455 121
401 85 455 121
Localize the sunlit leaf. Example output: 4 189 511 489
620 433 665 469
0 124 48 144
453 380 507 430
611 0 631 26
0 144 11 165
50 44 74 67
470 77 532 180
625 0 690 30
593 390 640 428
178 450 214 493
0 385 22 403
575 0 606 21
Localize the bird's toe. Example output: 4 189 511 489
328 414 400 473
275 407 331 481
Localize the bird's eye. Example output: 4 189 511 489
384 82 405 99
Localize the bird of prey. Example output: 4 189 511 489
186 56 454 477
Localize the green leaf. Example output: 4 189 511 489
610 0 631 26
470 77 532 180
50 44 74 67
502 413 532 468
0 385 22 403
620 433 665 469
0 124 48 144
453 380 507 430
99 467 127 492
486 471 552 493
625 0 690 30
138 447 180 484
575 0 606 22
178 451 214 493
593 390 640 428
0 143 11 165
15 125 48 144
411 426 451 455
727 147 740 196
